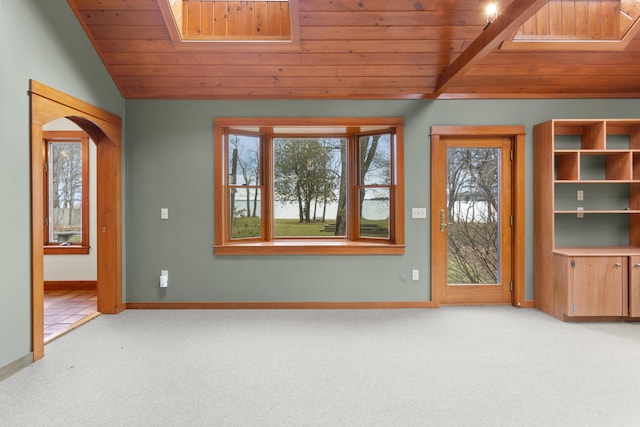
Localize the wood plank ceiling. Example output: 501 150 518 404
67 0 640 100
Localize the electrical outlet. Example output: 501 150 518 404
577 207 584 219
160 270 168 288
577 190 584 201
160 208 169 220
412 269 419 281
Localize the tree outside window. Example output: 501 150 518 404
44 131 90 254
273 137 346 236
446 147 499 283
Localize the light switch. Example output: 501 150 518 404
160 208 169 220
412 208 427 219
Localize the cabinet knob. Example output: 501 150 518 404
635 264 640 269
615 262 622 268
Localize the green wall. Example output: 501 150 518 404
124 98 640 304
0 0 124 371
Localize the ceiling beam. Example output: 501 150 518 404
434 0 549 97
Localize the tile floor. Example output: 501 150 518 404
44 290 99 343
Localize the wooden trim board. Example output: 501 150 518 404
126 301 434 310
44 281 98 291
0 353 34 382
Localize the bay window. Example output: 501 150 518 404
214 118 404 255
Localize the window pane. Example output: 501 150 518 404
230 188 261 239
359 188 390 238
228 133 260 186
360 133 391 185
446 147 500 284
273 138 347 237
49 142 83 243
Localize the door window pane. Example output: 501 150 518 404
446 147 500 284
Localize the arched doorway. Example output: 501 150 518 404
30 80 123 361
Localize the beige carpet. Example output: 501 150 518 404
1 306 639 426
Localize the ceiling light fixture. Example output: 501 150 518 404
485 3 498 29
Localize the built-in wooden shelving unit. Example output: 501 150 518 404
534 119 640 320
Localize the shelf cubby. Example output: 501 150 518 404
554 152 579 180
554 213 630 247
581 121 606 150
633 153 640 180
630 183 640 209
553 120 606 150
604 151 632 180
579 153 606 180
606 134 630 149
554 183 631 211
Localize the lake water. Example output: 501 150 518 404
234 199 389 220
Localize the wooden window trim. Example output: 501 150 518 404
43 131 90 255
214 117 405 255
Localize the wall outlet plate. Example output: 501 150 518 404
160 270 168 288
411 208 427 218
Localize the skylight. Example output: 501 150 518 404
501 0 640 51
162 0 292 41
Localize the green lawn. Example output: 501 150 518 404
275 219 337 236
231 217 388 238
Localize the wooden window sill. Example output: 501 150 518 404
44 245 90 255
214 240 405 255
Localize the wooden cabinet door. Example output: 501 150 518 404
630 256 640 318
568 256 625 317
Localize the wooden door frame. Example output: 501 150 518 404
30 80 124 361
430 126 526 308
